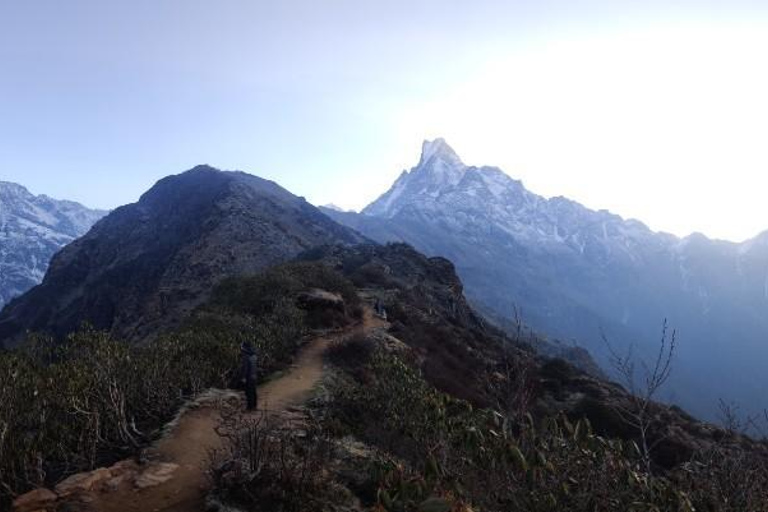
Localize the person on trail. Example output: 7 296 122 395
240 341 258 411
374 298 387 321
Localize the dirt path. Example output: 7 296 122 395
83 309 388 512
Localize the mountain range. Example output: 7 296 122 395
0 167 364 346
3 144 768 421
7 172 765 511
0 181 106 311
323 139 768 421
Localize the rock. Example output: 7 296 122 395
370 331 409 354
12 487 57 512
104 474 129 493
297 289 345 310
54 468 112 497
134 462 179 489
108 459 139 477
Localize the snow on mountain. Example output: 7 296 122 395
328 138 768 421
363 138 468 218
321 203 349 213
364 138 674 260
0 181 107 310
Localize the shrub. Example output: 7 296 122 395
209 413 339 512
0 264 326 506
212 262 360 318
326 347 768 512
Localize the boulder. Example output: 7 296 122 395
54 467 112 497
134 462 179 489
12 487 57 512
297 289 345 311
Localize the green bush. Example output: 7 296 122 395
213 262 361 318
0 262 353 506
326 346 768 512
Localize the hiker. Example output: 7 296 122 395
240 341 258 411
374 298 387 320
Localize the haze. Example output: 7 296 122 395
2 0 767 241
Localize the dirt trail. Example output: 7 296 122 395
85 309 388 512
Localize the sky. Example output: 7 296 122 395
2 0 768 241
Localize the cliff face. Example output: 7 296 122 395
0 166 365 346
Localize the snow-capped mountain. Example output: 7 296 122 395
365 138 672 255
326 139 768 421
0 181 106 310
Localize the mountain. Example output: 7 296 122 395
324 139 768 421
0 166 365 347
321 203 348 212
5 163 768 512
0 182 106 310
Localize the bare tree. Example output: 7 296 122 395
492 307 537 423
603 319 677 475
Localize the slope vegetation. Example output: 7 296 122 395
0 167 364 346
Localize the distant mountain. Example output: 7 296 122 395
324 139 768 421
321 203 348 213
0 182 106 310
0 166 365 347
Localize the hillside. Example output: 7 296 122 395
0 166 365 347
324 139 768 421
0 182 106 310
3 169 767 511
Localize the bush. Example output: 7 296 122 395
213 262 360 318
209 413 340 512
326 333 376 380
0 264 324 506
326 347 768 512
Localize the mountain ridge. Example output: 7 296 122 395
325 139 768 421
0 166 366 347
0 181 106 310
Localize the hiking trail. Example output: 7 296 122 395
59 307 387 512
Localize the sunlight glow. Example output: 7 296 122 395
383 22 768 241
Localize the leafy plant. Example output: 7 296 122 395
0 262 358 507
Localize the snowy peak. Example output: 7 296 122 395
364 138 540 222
415 138 466 187
0 181 33 200
0 181 106 234
419 138 464 168
363 138 470 218
361 138 666 256
0 181 107 310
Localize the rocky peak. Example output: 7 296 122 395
0 181 106 311
363 138 470 218
413 138 466 189
418 138 464 168
0 166 365 346
0 181 33 201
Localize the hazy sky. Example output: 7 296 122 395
2 1 768 241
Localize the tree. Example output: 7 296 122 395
603 319 677 474
492 307 537 423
